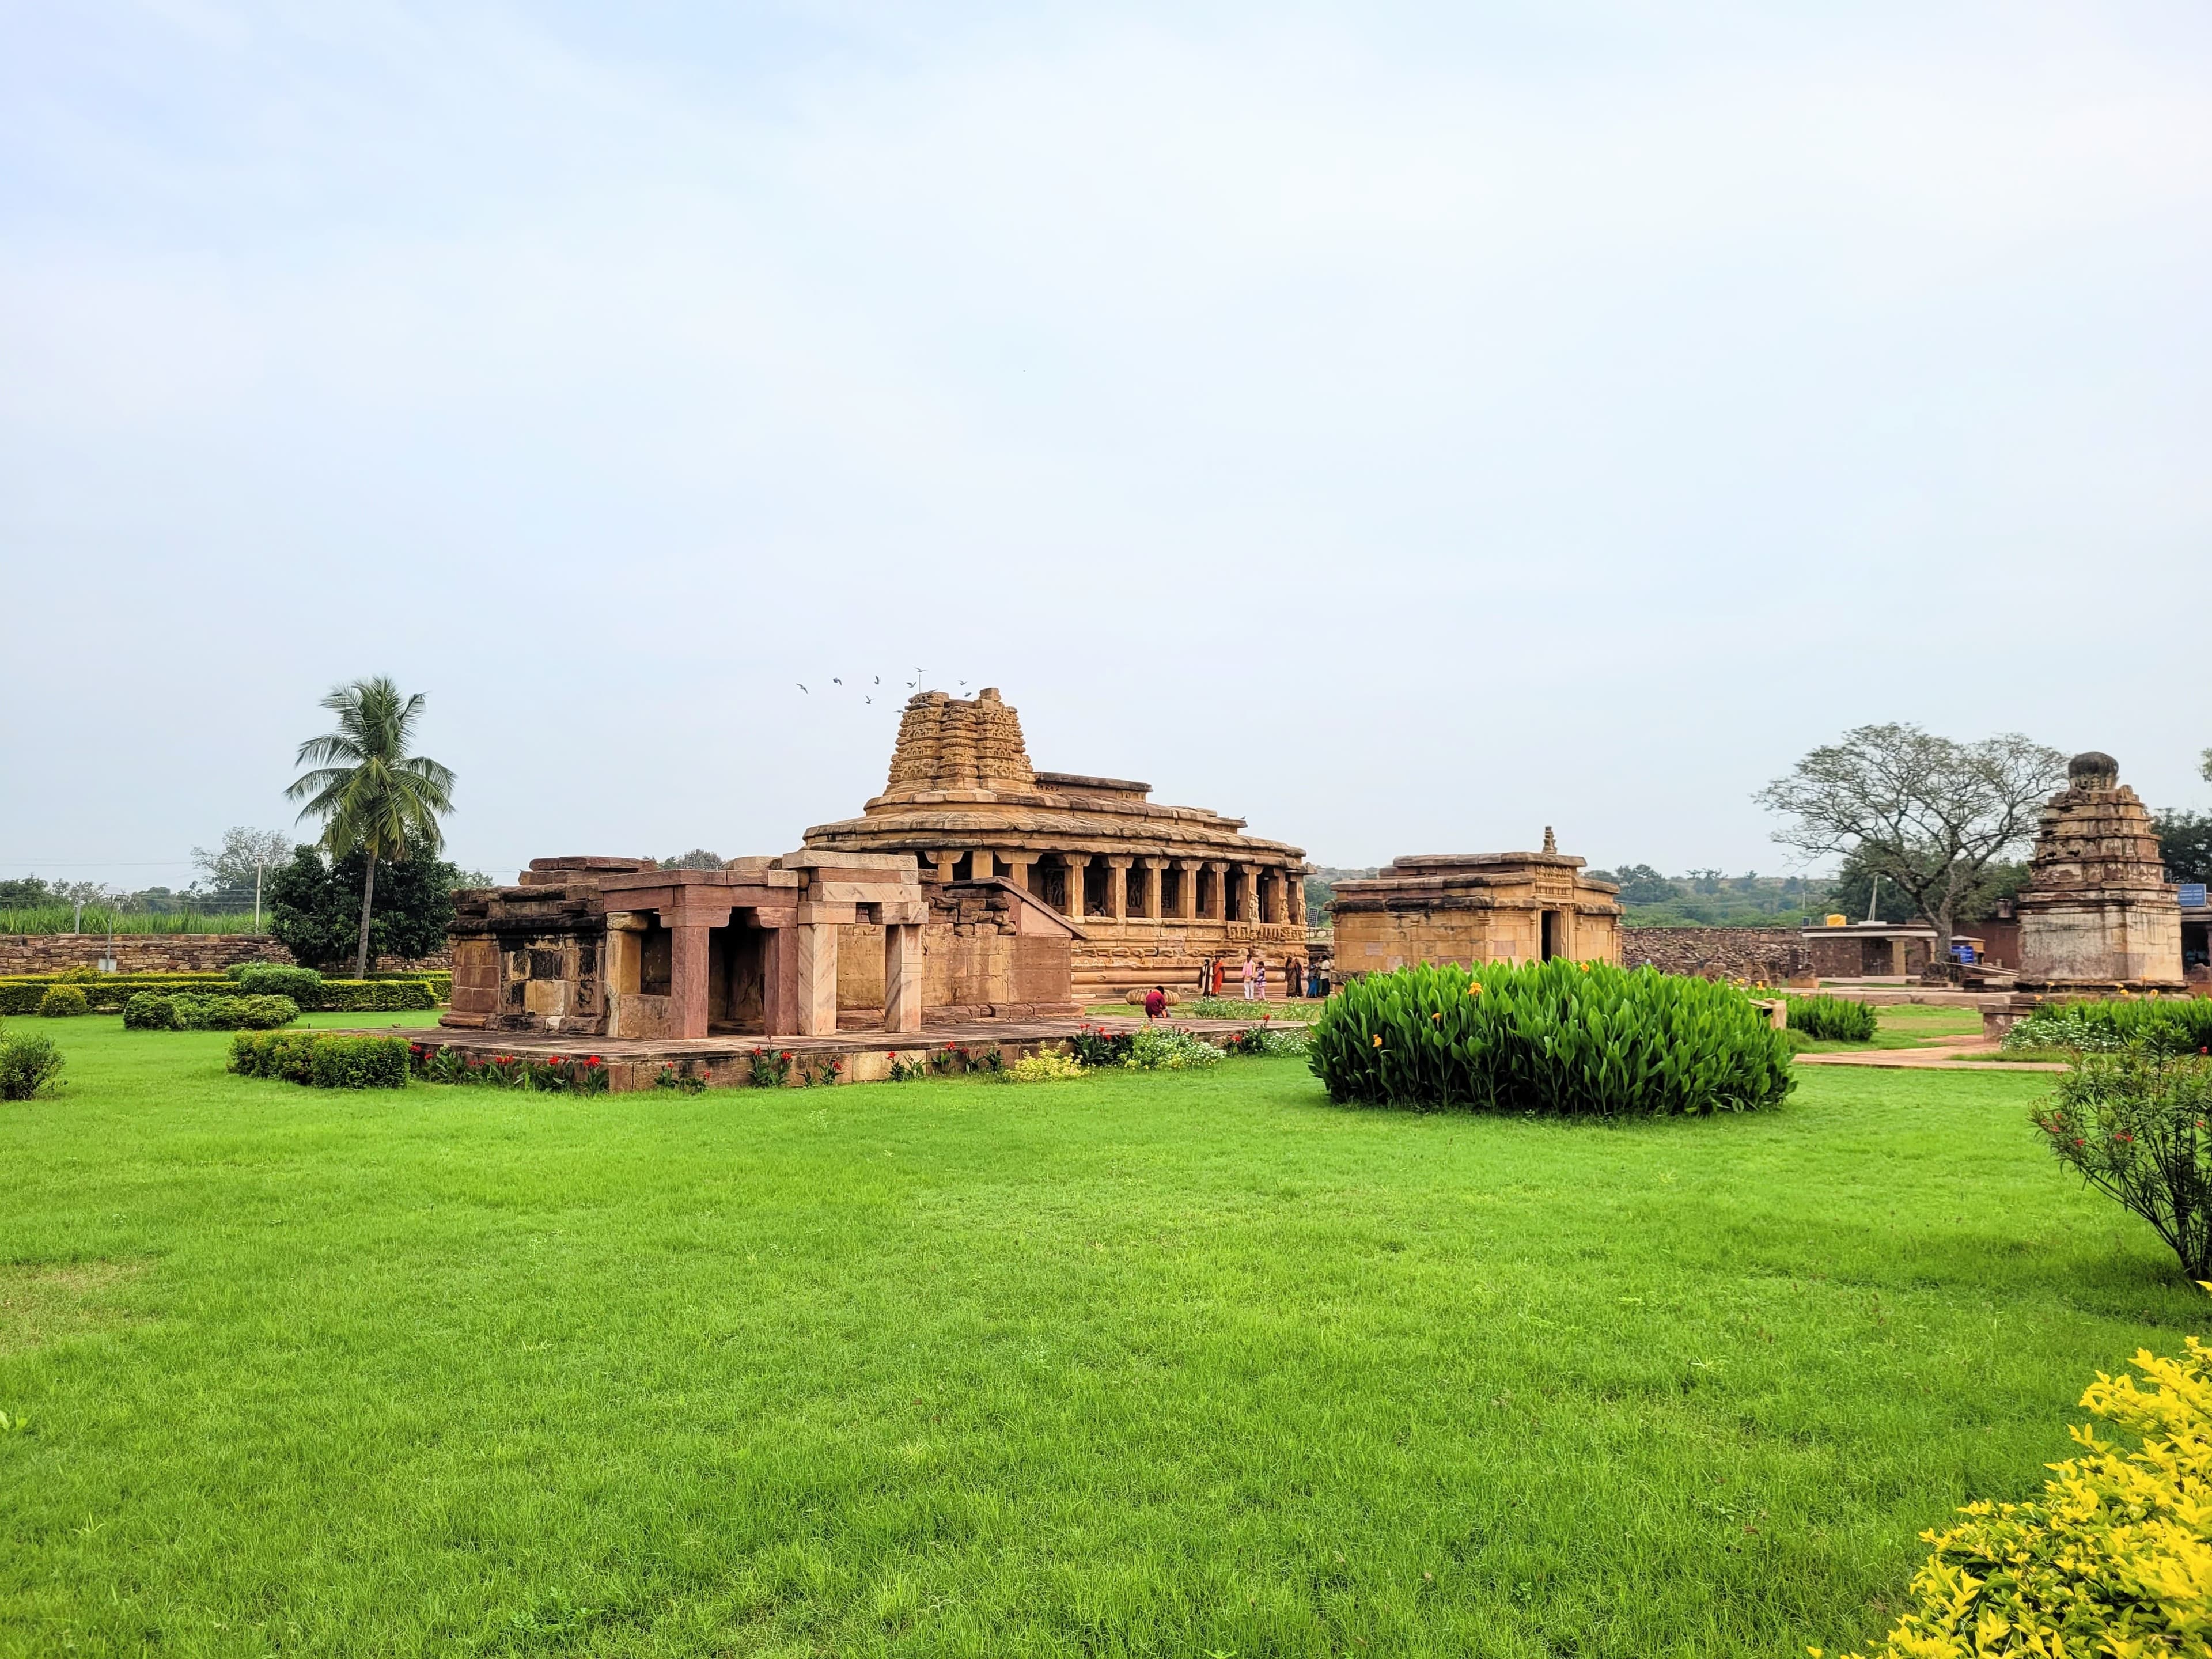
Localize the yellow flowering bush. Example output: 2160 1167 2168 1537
1825 1338 2212 1657
997 1051 1087 1084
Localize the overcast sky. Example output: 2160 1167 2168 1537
5 1 2209 891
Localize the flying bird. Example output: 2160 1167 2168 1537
873 675 880 685
865 696 873 705
833 677 842 685
797 683 808 693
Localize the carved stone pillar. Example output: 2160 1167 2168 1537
796 921 839 1037
1106 856 1132 922
670 923 715 1039
929 851 958 884
883 923 923 1033
1285 870 1306 931
1231 865 1254 924
1002 853 1033 895
1141 858 1167 919
1064 854 1092 918
969 850 995 881
1204 861 1228 921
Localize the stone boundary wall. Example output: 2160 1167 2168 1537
1620 927 1808 983
0 934 452 976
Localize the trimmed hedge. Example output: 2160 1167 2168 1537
0 972 437 1015
1 973 237 1015
126 993 298 1032
36 984 90 1018
229 1031 408 1089
1310 959 1795 1116
229 964 324 1000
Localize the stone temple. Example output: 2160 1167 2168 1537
2016 751 2184 992
444 848 1084 1040
1325 833 1624 974
803 688 1309 1000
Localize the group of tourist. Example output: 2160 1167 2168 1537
1181 953 1325 1008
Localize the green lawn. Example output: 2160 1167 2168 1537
1 1017 2198 1657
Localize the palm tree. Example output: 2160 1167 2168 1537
287 677 456 979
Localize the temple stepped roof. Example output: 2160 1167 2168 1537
804 687 1304 865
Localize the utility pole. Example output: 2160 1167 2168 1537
1865 873 1882 926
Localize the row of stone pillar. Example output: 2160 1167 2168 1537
611 907 923 1041
931 851 1303 927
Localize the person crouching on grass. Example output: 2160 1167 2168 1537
1143 984 1166 1021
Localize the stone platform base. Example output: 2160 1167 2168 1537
366 1013 1289 1093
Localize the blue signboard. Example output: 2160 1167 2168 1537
2182 882 2209 909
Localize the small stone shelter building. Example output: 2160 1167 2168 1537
2016 751 2184 991
1798 919 1938 980
1325 839 1623 974
803 688 1308 1000
444 850 1080 1040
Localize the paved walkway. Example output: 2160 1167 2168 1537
1794 1043 2064 1073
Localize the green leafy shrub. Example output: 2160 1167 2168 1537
1785 993 1878 1043
1823 1339 2212 1659
309 1036 408 1089
230 1031 407 1089
1123 1027 1222 1071
35 985 89 1018
2033 1050 2212 1276
747 1049 793 1088
122 991 177 1030
232 964 324 1000
0 1024 65 1100
2005 997 2212 1056
653 1063 707 1095
128 993 298 1031
1309 960 1794 1116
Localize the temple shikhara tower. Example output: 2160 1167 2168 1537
804 688 1309 999
2016 751 2184 992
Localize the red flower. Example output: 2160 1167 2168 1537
780 1051 792 1060
585 1056 603 1067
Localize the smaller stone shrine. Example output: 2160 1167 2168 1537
445 850 1084 1040
1326 831 1623 974
2015 751 2184 991
447 851 933 1040
1799 919 1937 980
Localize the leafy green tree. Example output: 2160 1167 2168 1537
1588 864 1680 906
266 847 460 971
659 849 726 870
191 828 297 925
2158 811 2212 885
1758 723 2063 957
286 678 457 980
0 876 55 908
